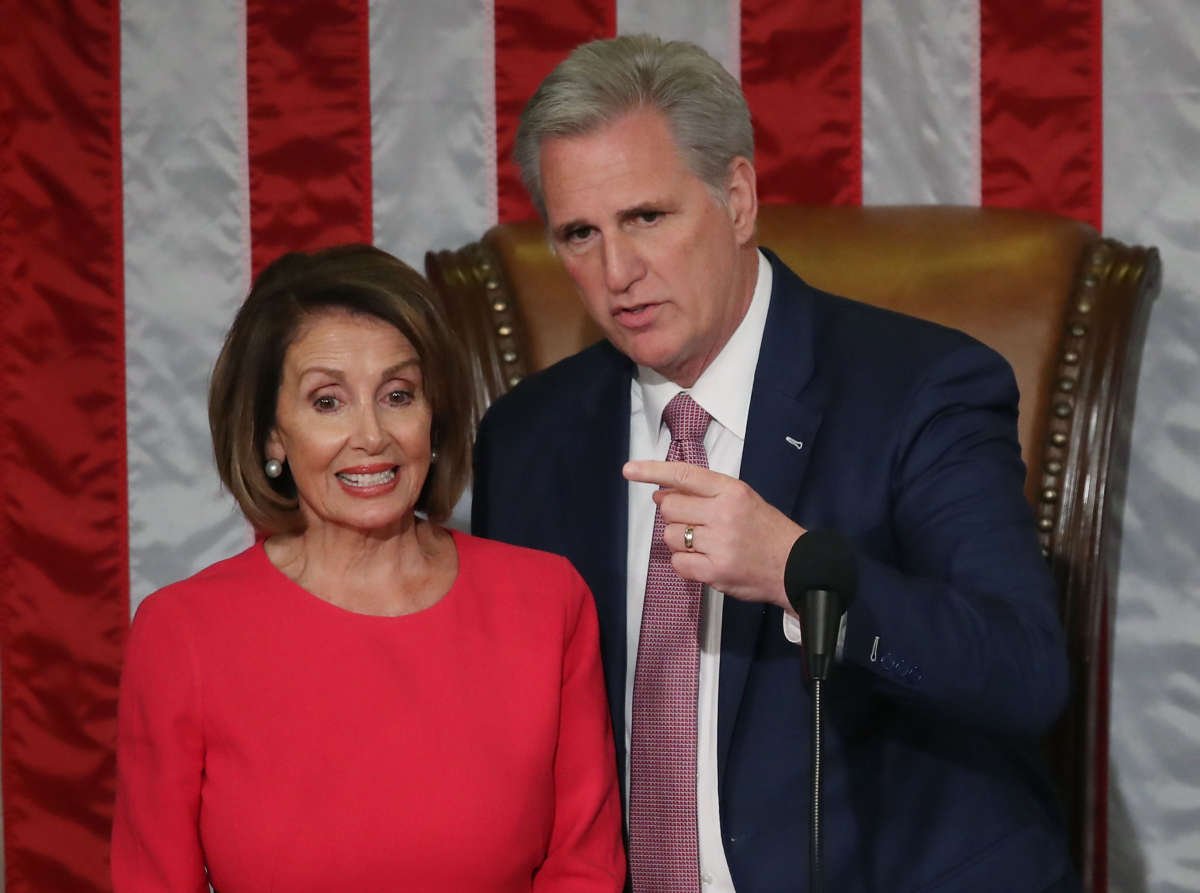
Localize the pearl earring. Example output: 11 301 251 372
430 449 439 464
265 458 284 479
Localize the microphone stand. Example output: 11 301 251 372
798 587 842 893
810 675 825 893
785 532 856 893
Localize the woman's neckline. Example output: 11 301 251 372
256 526 466 621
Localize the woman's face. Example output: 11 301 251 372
266 309 433 537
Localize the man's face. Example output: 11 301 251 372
539 107 758 387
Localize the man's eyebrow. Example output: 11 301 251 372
616 203 663 223
551 218 590 239
552 202 666 239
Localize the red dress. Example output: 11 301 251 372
112 530 625 892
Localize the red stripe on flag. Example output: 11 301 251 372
981 0 1102 229
246 0 373 277
741 0 862 206
494 0 615 223
0 2 128 891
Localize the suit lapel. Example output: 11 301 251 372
560 344 634 776
718 252 828 771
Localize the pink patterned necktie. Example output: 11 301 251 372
629 391 711 893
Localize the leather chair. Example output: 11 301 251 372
425 205 1160 892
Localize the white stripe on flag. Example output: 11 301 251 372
121 0 253 612
371 0 498 268
616 0 741 78
1105 2 1200 891
861 0 980 204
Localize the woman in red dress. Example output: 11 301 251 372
112 245 625 892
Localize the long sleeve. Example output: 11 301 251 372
111 593 207 893
533 566 626 892
841 341 1069 736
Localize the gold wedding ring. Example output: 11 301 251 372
683 525 695 551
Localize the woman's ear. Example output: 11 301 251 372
265 428 285 464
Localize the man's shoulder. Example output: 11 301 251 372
766 250 1000 371
479 339 628 432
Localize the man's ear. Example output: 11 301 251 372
725 156 758 246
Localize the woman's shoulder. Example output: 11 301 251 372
452 528 578 575
450 529 589 604
124 544 272 673
134 543 268 622
449 530 597 642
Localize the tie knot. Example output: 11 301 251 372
663 392 710 444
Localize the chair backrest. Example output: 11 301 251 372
425 204 1160 892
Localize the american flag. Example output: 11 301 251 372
2 1 1197 890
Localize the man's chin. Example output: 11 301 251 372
624 345 701 386
617 336 674 372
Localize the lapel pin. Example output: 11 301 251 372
785 436 804 451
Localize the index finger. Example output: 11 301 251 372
623 460 725 495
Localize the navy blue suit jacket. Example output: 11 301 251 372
472 251 1077 892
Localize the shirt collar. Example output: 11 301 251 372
637 249 773 442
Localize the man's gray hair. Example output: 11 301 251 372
514 34 754 219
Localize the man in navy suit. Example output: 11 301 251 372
472 34 1077 892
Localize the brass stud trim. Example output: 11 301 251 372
1037 238 1114 559
460 240 529 397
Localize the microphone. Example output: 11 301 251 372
784 530 859 893
784 530 858 681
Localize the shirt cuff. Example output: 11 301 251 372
782 611 803 645
781 612 848 660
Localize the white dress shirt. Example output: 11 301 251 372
624 250 773 891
